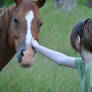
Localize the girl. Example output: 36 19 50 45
31 18 92 92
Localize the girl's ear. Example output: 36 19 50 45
75 35 81 51
36 0 46 8
13 0 22 6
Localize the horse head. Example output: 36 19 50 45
9 0 46 68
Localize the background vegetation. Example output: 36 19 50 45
0 0 92 92
0 0 88 8
0 0 13 7
78 0 87 4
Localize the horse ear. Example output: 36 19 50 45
13 0 22 6
36 0 46 8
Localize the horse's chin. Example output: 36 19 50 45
21 49 36 68
20 64 32 68
20 55 36 68
17 46 36 68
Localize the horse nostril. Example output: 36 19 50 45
18 56 22 63
17 48 26 63
21 49 25 57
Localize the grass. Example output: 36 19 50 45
0 0 92 92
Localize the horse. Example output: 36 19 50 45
0 0 46 71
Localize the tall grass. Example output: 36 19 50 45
0 0 92 92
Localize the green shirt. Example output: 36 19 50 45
75 58 92 92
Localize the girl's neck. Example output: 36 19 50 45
81 48 92 69
81 48 92 64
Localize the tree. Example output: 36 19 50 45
56 0 64 7
56 0 78 11
0 0 5 6
0 0 13 7
87 0 92 7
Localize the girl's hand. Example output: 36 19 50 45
31 37 39 49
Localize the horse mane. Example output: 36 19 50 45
0 5 16 71
0 5 15 38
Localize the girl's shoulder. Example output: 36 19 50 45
75 57 85 79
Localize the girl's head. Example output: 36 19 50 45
70 18 92 53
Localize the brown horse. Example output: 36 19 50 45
0 0 46 71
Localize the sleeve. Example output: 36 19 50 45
86 62 92 92
75 58 85 79
81 62 92 92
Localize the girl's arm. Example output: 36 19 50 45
32 39 77 68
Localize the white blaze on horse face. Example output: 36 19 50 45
25 11 34 47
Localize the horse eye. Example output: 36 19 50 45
38 22 43 28
14 18 20 25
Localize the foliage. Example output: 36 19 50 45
0 0 13 7
0 0 89 8
78 0 87 4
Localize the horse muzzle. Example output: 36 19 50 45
17 46 36 68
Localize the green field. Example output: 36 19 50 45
0 0 92 92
